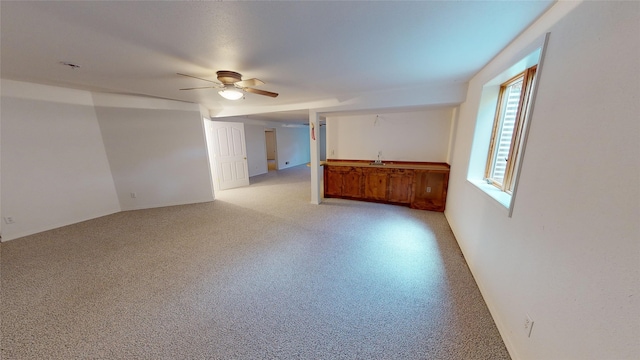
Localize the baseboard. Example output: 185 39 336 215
443 212 521 360
120 198 214 212
1 208 121 242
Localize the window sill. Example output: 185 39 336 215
468 179 512 209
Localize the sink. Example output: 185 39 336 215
369 162 386 166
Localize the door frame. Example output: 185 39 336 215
265 128 278 171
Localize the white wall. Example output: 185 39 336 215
202 118 217 198
445 2 639 359
275 126 310 169
93 93 214 211
0 80 120 241
325 108 453 162
245 124 269 177
319 124 326 161
219 117 311 173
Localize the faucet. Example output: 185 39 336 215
374 151 383 164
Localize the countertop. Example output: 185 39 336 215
322 160 450 171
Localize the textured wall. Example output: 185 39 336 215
325 108 454 163
445 2 640 359
93 94 214 211
1 80 120 241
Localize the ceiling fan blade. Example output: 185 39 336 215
180 86 220 90
244 87 279 98
177 73 221 85
235 78 265 87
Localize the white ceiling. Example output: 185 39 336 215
1 1 553 124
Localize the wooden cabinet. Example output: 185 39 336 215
324 166 362 198
410 170 448 211
363 168 388 201
324 161 449 212
388 169 414 204
342 168 363 198
324 166 344 197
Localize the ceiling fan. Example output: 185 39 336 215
178 70 278 100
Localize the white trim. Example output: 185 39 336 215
507 32 550 217
467 179 512 209
466 32 550 217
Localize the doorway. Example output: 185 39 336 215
265 129 277 172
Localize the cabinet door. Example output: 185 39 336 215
388 169 413 204
363 168 388 201
411 170 448 211
342 167 363 198
324 167 343 197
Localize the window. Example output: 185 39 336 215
484 65 537 193
466 33 548 214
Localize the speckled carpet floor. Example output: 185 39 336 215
0 165 510 359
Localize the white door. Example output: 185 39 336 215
211 121 250 190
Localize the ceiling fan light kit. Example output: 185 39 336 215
218 86 244 100
178 70 278 100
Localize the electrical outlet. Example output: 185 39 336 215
3 217 15 224
130 192 137 199
524 314 534 338
426 187 432 193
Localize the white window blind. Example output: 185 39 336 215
490 79 523 184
